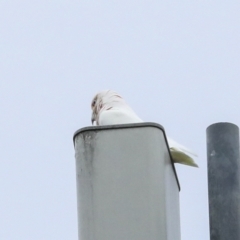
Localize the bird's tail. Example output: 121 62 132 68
170 148 199 167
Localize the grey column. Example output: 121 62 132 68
206 122 240 240
73 123 180 240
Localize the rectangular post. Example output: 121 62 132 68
206 122 240 240
73 123 180 240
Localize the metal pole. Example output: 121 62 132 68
206 122 240 240
73 123 181 240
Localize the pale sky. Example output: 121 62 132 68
1 1 240 239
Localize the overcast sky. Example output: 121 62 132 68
1 1 240 239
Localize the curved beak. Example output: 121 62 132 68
91 111 96 125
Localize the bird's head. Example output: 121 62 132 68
91 90 124 125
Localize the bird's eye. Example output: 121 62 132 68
92 100 96 107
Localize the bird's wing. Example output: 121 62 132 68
99 108 142 125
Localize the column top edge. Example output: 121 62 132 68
73 122 180 191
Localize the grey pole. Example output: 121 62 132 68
73 123 181 240
206 122 240 240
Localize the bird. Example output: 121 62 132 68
91 90 198 168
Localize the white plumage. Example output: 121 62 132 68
91 90 198 167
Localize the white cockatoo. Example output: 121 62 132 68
91 90 198 167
